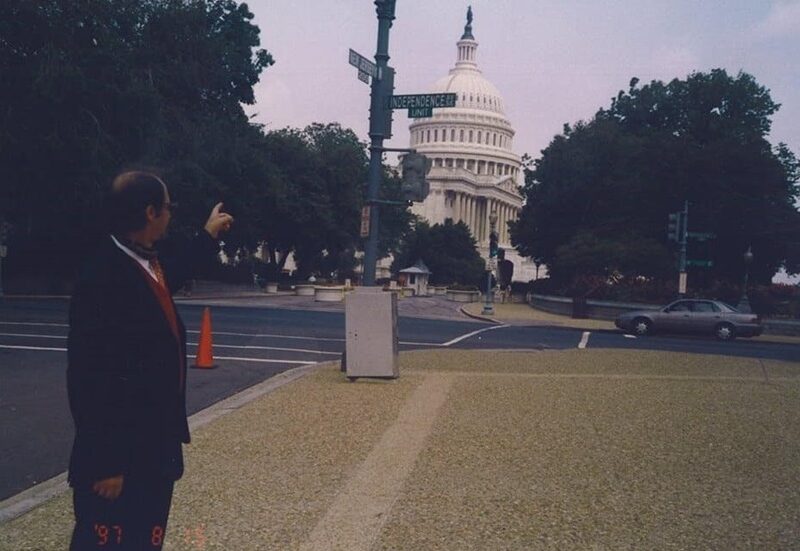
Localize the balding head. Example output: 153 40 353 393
105 170 168 235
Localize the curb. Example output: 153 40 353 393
459 306 501 324
0 361 329 525
175 291 295 301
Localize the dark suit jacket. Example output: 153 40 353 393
67 232 217 486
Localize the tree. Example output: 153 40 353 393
392 219 486 287
512 70 800 287
0 0 273 286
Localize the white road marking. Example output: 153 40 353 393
187 329 344 342
0 321 68 328
0 332 65 339
624 334 637 339
0 345 66 352
578 331 590 349
189 355 312 365
0 331 442 348
192 343 340 356
0 345 316 365
441 324 508 347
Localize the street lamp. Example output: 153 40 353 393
482 210 499 315
0 221 9 297
738 245 754 313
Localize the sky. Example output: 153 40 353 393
244 0 799 160
243 0 800 281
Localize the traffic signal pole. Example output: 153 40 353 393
678 200 688 297
362 0 396 287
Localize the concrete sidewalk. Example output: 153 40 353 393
2 349 799 550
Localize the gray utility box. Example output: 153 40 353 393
345 287 399 380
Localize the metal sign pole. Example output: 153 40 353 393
362 0 396 286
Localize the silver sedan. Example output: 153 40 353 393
615 299 763 341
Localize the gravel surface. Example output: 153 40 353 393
1 349 797 550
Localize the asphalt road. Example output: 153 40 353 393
0 298 797 502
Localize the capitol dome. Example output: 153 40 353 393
402 8 533 280
430 65 506 116
408 9 521 183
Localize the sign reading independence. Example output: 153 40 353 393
388 93 457 110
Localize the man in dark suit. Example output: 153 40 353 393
67 170 233 550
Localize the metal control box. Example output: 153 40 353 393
344 287 399 379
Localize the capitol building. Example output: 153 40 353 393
404 10 535 282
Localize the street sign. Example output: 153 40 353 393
687 259 713 267
357 70 370 84
360 206 371 237
408 107 432 118
688 232 716 241
348 49 377 78
388 93 457 110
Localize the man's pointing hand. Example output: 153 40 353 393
204 202 234 239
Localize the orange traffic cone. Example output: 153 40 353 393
191 307 218 369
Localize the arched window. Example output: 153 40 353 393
469 130 473 142
434 129 438 142
477 130 482 143
493 133 497 146
460 129 464 142
450 129 455 142
426 130 430 142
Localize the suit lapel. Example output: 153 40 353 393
106 238 180 342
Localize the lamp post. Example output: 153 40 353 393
482 210 498 315
0 221 9 297
738 245 754 313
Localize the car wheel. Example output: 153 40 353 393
715 323 736 341
631 317 652 336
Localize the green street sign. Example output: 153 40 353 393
688 232 716 241
388 93 457 110
348 48 377 77
408 107 433 118
687 259 713 267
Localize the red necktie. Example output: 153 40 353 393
149 258 167 289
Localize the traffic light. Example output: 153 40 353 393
489 230 499 258
667 212 683 242
400 152 432 204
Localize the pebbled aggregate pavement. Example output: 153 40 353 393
1 349 798 550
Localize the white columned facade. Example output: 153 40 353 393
402 8 537 282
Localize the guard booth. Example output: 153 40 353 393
399 260 431 297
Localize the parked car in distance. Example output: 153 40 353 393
615 299 762 341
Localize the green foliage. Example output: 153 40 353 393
551 232 673 282
512 69 800 289
392 219 486 287
0 0 273 283
0 1 414 289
